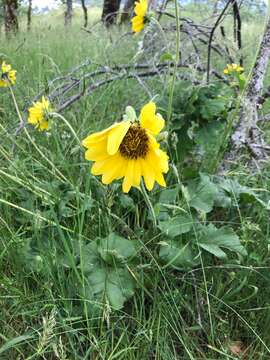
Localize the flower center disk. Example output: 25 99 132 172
119 125 149 159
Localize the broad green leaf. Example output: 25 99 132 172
80 239 136 311
159 186 180 204
80 242 101 274
160 52 174 62
198 224 247 259
159 241 199 269
84 267 136 310
195 121 226 155
187 174 218 213
217 178 267 207
98 233 137 264
200 97 227 119
158 214 193 238
119 194 135 210
214 187 232 208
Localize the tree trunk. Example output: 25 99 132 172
220 17 270 169
65 0 73 26
121 0 135 23
81 0 88 27
27 0 32 31
101 0 121 26
3 0 19 35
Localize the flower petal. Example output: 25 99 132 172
102 155 127 184
141 158 155 191
107 121 131 155
140 102 165 135
82 122 120 148
122 160 135 193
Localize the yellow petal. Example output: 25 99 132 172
140 102 165 135
141 158 155 191
122 160 135 193
85 139 108 161
82 122 120 148
102 155 127 184
107 121 130 155
91 158 110 175
133 160 141 187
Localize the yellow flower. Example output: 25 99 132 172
28 96 51 131
0 61 16 87
131 0 148 33
224 63 244 75
82 102 169 193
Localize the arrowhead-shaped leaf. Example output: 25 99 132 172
158 214 193 238
198 224 247 259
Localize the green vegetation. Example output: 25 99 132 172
1 5 270 360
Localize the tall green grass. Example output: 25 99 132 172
1 7 270 360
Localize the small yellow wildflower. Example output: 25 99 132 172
131 0 148 33
28 96 51 131
82 102 169 193
0 61 16 87
224 63 244 75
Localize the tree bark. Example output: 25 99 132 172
222 16 270 167
3 0 19 35
120 0 135 23
81 0 88 27
65 0 73 26
27 0 32 31
101 0 121 26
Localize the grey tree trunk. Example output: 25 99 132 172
27 0 32 31
3 0 19 35
101 0 121 26
65 0 73 26
221 17 270 169
81 0 88 27
121 0 135 23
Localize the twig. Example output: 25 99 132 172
207 0 234 84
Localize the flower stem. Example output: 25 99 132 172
50 112 82 147
140 182 157 228
9 85 24 127
167 0 180 123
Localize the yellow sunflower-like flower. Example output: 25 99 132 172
0 61 17 87
224 63 244 75
28 96 51 131
82 102 169 193
131 0 148 33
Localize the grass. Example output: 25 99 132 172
1 4 270 359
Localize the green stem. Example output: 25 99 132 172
9 85 24 126
50 112 82 147
140 182 157 228
167 0 180 123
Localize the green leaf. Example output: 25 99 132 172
98 233 137 265
160 52 174 62
195 121 226 155
119 194 135 210
159 241 199 269
85 267 136 310
159 186 180 204
158 214 193 238
187 174 218 213
218 178 267 207
80 242 101 274
198 224 247 259
80 239 136 311
200 97 227 120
